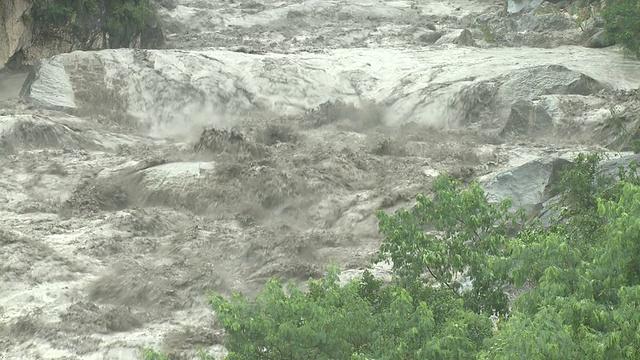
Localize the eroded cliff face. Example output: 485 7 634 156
0 0 99 70
0 0 32 70
0 0 164 70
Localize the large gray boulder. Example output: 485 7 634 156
450 64 615 132
480 158 572 215
500 99 553 137
21 58 77 111
434 29 476 46
498 65 607 100
514 13 575 32
585 29 615 49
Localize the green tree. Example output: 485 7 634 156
483 182 640 359
375 175 525 316
601 0 640 59
209 266 492 360
551 153 640 253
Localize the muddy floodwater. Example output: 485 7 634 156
1 0 639 358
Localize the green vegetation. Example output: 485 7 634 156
143 152 640 359
210 268 493 360
30 0 151 48
571 0 640 58
601 0 640 59
480 24 496 43
374 175 525 317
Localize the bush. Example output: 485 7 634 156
485 181 640 359
601 0 640 58
209 266 492 360
375 175 526 316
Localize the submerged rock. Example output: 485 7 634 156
585 29 615 49
415 30 443 45
0 114 89 153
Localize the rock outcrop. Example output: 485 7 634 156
480 157 572 215
600 153 640 178
0 0 32 70
500 100 553 137
0 0 164 70
585 29 615 49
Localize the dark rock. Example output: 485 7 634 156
434 28 476 46
500 100 553 137
515 13 575 32
141 23 165 49
585 29 615 49
455 29 475 46
481 157 572 215
600 153 640 179
415 30 443 45
499 65 607 101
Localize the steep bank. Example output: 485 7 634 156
0 0 32 70
0 0 164 71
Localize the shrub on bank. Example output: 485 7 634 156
601 0 640 58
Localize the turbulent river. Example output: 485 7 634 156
0 0 638 358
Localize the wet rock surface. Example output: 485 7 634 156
500 100 554 137
0 0 639 358
480 157 572 215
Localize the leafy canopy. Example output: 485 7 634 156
209 266 492 360
601 0 640 59
374 175 525 316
